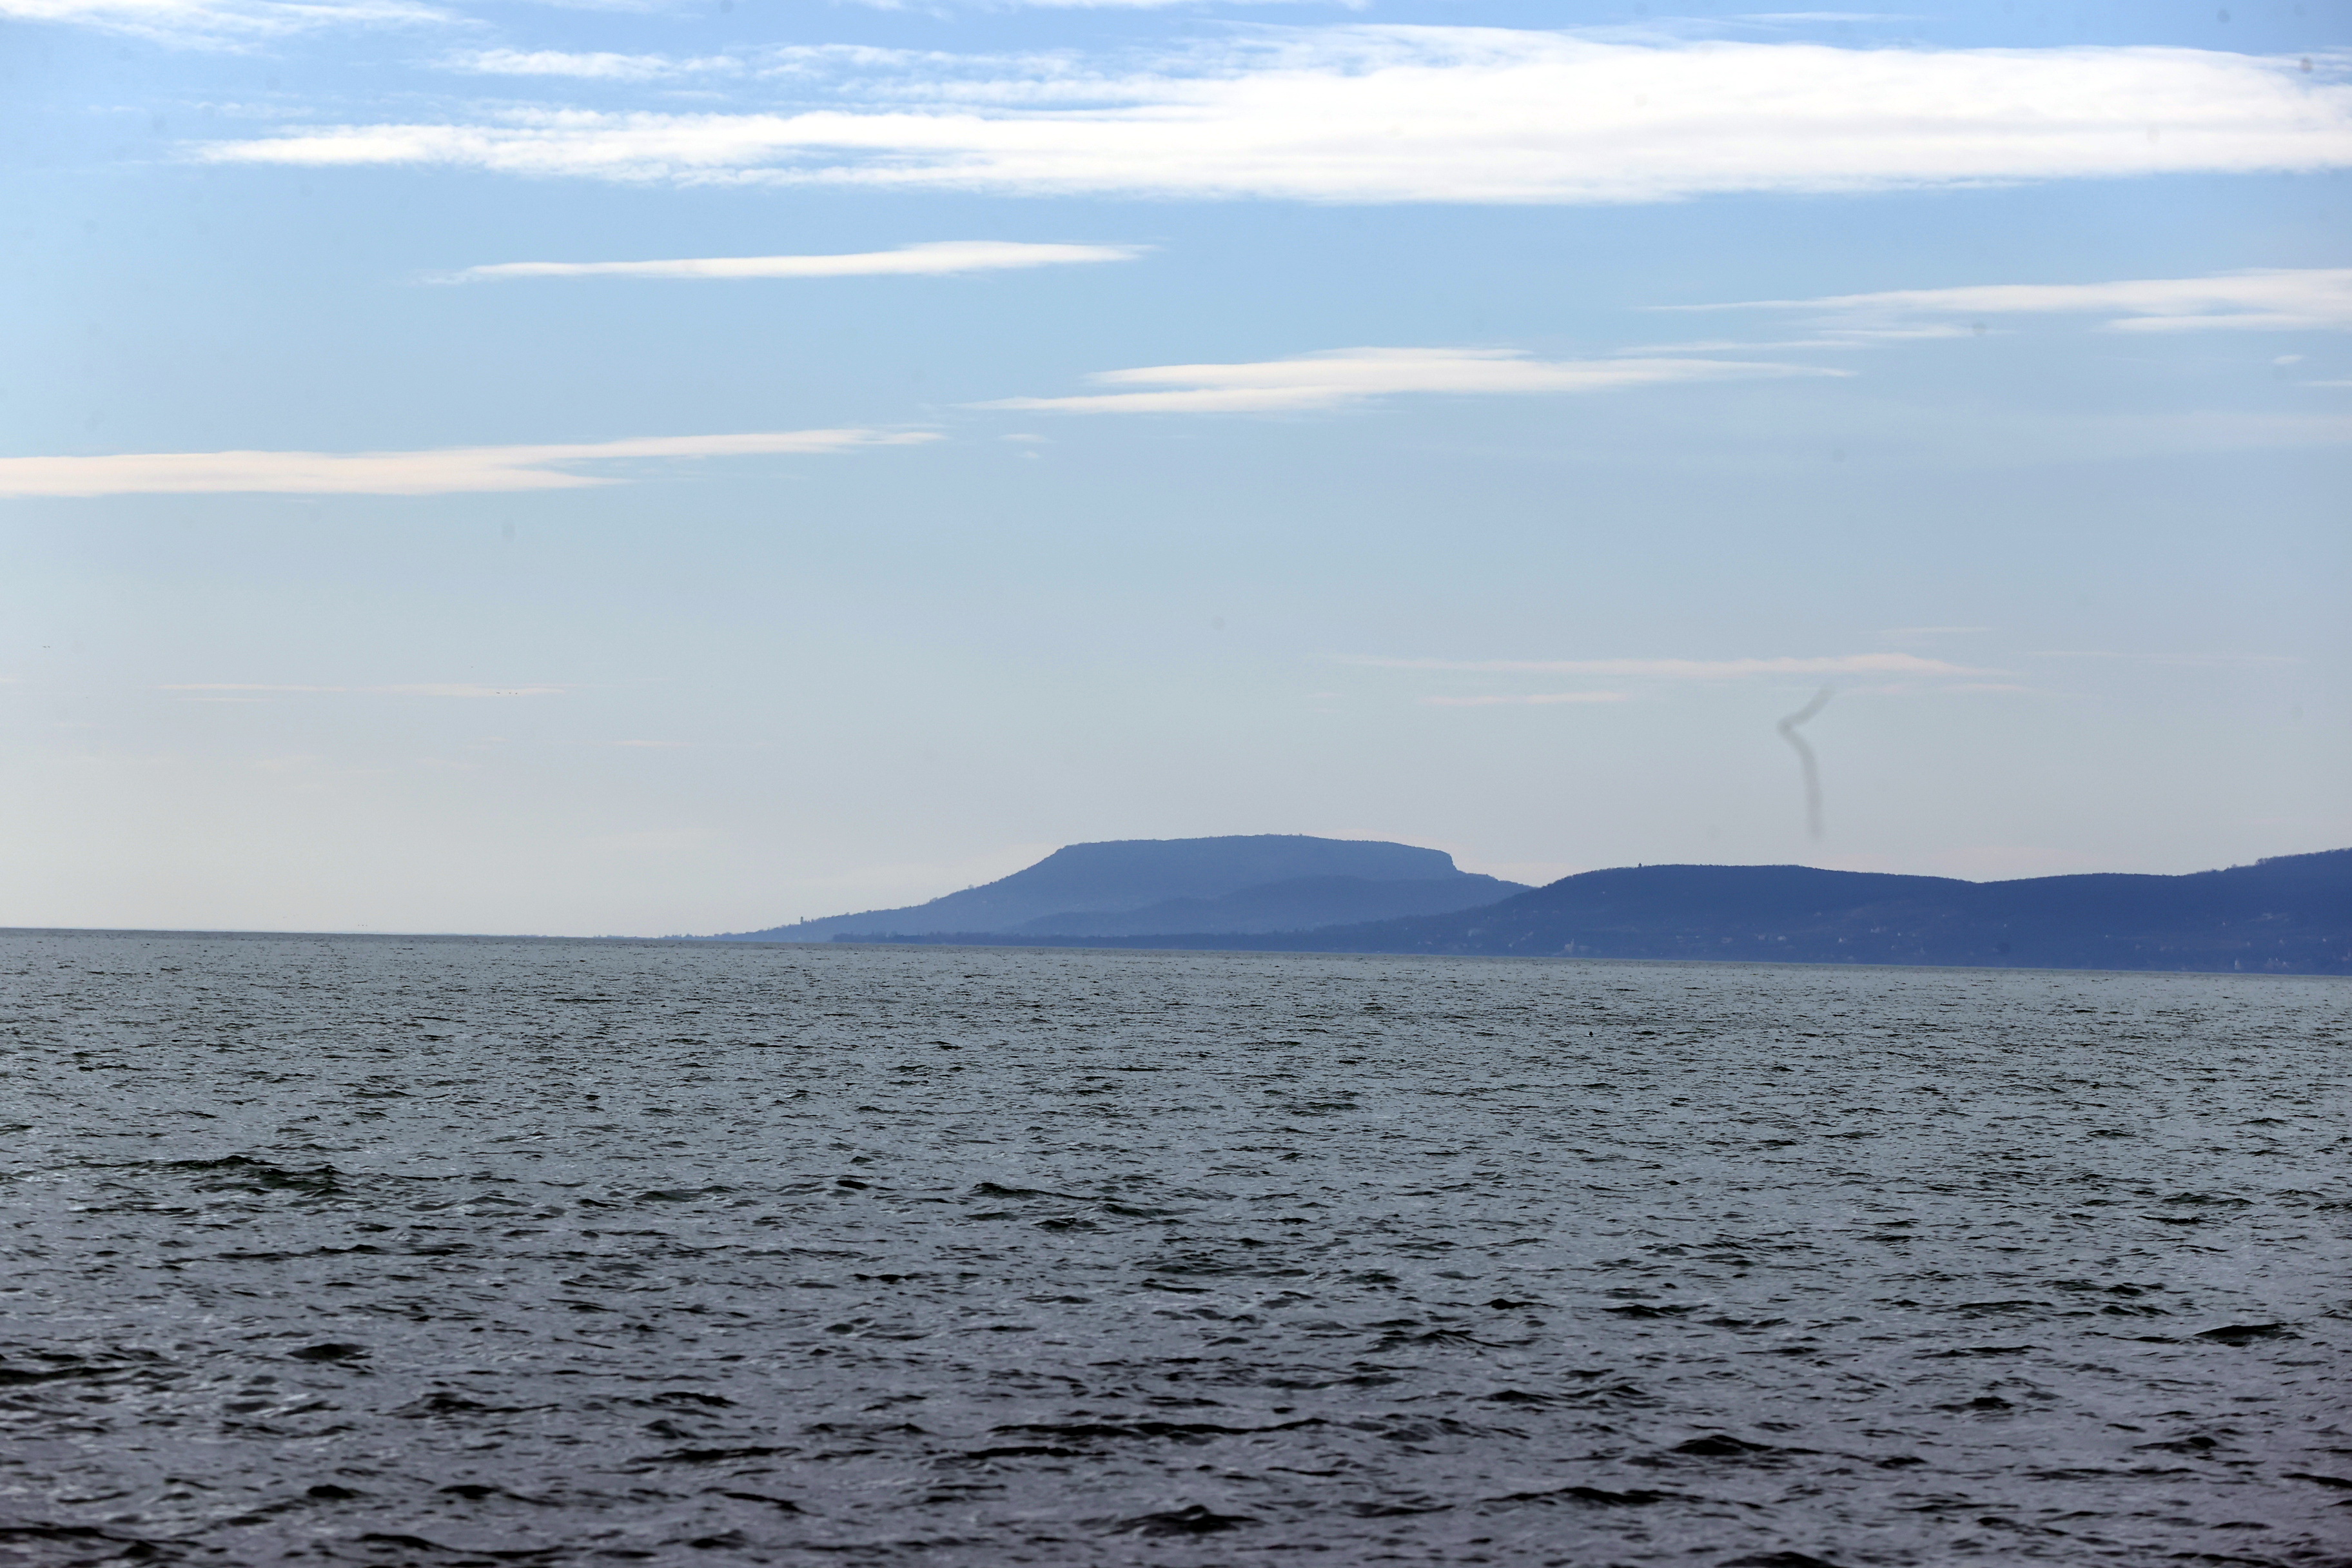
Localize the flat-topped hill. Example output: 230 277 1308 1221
704 834 1527 943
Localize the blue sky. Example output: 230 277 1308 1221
3 0 2347 935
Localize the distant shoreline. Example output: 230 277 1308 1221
6 925 2346 983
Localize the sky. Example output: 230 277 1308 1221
2 0 2347 936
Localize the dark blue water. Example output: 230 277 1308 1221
3 932 2347 1565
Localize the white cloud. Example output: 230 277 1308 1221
190 28 2352 202
163 683 566 696
1352 654 1988 678
1421 692 1632 706
979 347 1839 414
907 0 1362 8
0 429 936 498
982 0 1355 8
444 42 961 81
453 239 1142 282
4 0 445 44
445 48 745 82
1690 267 2352 335
2023 650 2295 666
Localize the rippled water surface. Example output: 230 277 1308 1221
3 932 2349 1567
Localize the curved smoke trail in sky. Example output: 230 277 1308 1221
1776 686 1834 841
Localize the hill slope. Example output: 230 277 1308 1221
1008 873 1525 936
858 849 2352 975
705 835 1524 943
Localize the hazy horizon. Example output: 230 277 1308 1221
5 836 2344 945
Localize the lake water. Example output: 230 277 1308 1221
3 932 2347 1567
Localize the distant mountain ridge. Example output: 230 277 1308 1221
851 848 2352 975
704 834 1526 943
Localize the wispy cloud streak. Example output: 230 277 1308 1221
162 683 565 696
1351 654 1986 678
1685 267 2352 335
0 429 936 497
1421 692 1632 706
453 240 1141 282
447 48 747 81
981 348 1839 414
5 0 446 45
